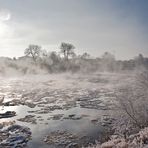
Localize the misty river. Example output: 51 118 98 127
0 73 130 147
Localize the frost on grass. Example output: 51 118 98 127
89 127 148 148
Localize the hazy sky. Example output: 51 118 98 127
0 0 148 59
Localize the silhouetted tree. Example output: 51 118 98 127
102 52 116 71
102 52 115 61
135 54 145 68
49 52 60 64
60 42 75 60
13 57 16 60
24 44 41 62
81 52 90 59
40 49 48 57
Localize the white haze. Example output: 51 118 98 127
0 0 148 59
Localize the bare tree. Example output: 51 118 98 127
114 72 148 138
81 52 90 59
60 42 75 60
102 52 115 61
135 54 145 68
24 44 41 62
115 87 144 128
101 52 116 71
49 52 60 64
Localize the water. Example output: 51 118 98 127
0 73 117 147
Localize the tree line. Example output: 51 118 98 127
0 42 148 75
23 42 148 72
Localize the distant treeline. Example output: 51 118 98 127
0 43 147 75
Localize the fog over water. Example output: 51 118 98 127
0 1 148 148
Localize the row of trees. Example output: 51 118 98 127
24 42 76 62
23 42 148 72
1 42 148 75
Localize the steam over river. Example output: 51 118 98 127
0 73 131 147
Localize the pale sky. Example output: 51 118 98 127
0 0 148 59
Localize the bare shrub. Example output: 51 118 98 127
113 71 148 138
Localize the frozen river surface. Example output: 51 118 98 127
0 73 131 147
